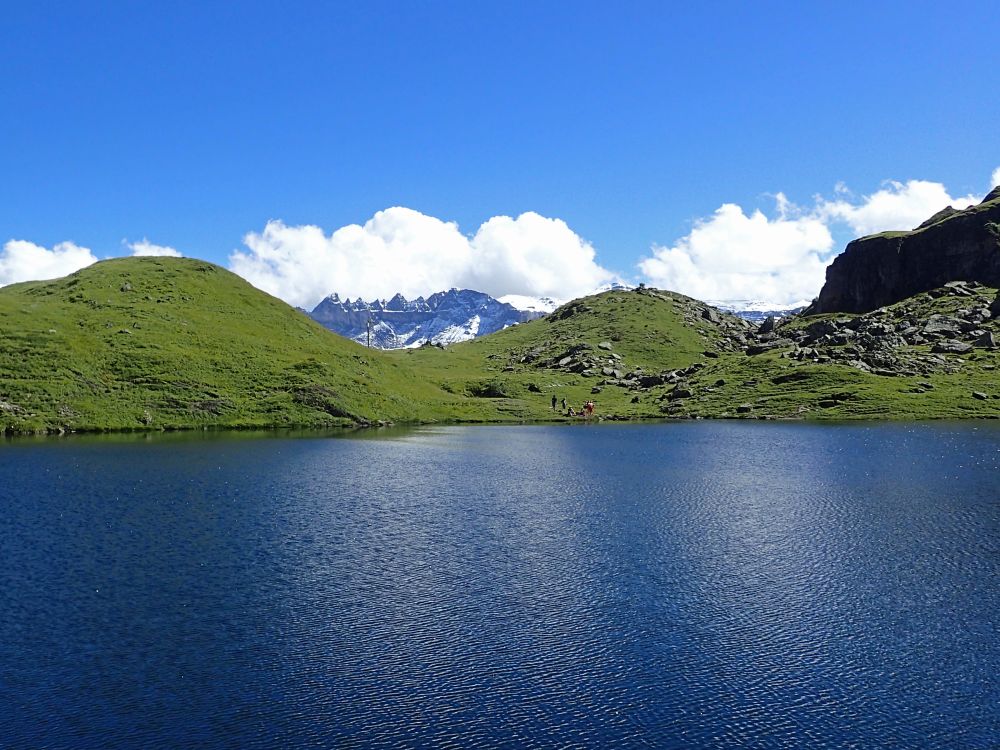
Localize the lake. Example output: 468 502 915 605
1 422 997 749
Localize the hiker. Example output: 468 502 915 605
568 406 576 417
561 397 567 410
551 394 557 410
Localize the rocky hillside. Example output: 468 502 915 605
403 282 1000 421
807 186 1000 314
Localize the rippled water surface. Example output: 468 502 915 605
1 422 998 748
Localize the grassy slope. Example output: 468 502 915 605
665 349 1000 420
396 288 729 420
724 289 1000 420
2 258 997 433
0 258 474 432
401 287 1000 422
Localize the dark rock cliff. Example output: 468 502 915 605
805 189 1000 314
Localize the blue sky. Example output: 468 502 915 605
2 1 998 306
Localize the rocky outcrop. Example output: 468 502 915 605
806 189 1000 314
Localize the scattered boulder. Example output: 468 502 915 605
805 319 839 339
975 331 997 348
923 315 963 338
973 391 989 401
931 340 973 354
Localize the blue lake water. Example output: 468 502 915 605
1 422 998 749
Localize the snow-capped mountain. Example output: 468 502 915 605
309 288 546 349
707 299 808 323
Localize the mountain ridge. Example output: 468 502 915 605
308 287 545 348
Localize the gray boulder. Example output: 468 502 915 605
922 314 963 338
931 340 973 354
975 331 997 348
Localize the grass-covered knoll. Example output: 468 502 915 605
0 257 475 432
397 288 747 420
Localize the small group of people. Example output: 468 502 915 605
553 394 594 418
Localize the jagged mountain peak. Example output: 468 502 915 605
309 287 545 348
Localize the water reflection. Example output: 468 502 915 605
0 422 997 748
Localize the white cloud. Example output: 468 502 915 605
465 213 610 301
992 167 1000 190
638 201 833 307
129 239 181 257
817 179 980 236
229 207 615 309
640 170 998 306
0 240 98 287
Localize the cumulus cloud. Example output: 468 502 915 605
229 207 615 309
640 171 998 306
817 179 980 236
992 167 1000 190
129 239 182 257
639 200 834 306
465 213 610 301
0 240 98 287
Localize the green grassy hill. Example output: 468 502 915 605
402 283 1000 421
0 257 476 433
2 257 998 434
396 287 746 420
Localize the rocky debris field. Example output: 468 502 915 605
763 281 999 377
